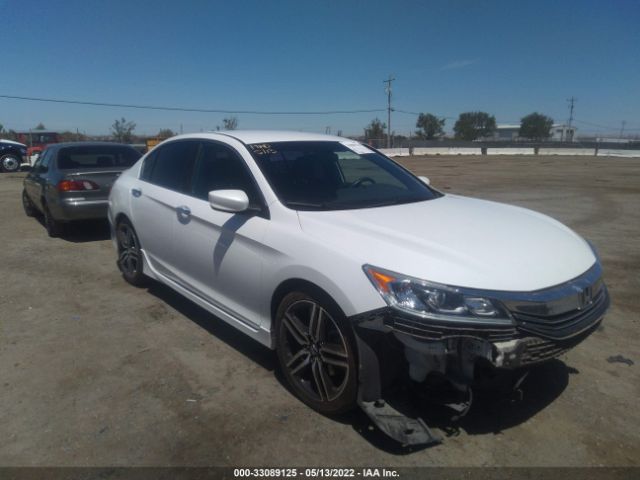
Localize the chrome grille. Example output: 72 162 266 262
518 321 602 365
385 315 517 342
512 286 608 340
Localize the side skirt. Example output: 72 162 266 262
140 249 273 348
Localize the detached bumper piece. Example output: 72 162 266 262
359 400 441 447
351 266 610 446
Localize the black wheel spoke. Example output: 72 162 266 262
287 349 311 376
283 313 308 346
319 344 349 369
308 304 325 343
117 229 128 248
311 359 332 401
127 229 135 248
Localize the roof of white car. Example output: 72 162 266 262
172 130 349 144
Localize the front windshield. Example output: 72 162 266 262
248 141 440 210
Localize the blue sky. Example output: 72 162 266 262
1 0 639 137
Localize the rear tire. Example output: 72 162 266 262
0 153 21 173
116 219 147 287
22 190 36 217
275 290 358 415
43 202 63 237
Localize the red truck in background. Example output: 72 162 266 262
16 131 60 162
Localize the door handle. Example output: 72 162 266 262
176 205 191 217
131 188 142 197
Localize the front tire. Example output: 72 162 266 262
0 153 21 173
275 291 358 415
116 220 146 286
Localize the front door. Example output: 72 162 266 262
169 140 270 327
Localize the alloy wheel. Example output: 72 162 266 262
281 299 350 403
117 223 140 276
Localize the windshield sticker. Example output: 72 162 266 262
249 144 277 155
340 141 374 155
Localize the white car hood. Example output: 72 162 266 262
297 194 596 292
0 139 27 148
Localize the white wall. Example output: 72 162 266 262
379 147 640 158
486 148 535 155
538 148 594 156
597 149 640 157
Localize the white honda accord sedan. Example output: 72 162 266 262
108 131 609 444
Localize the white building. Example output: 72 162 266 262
551 124 577 142
493 123 577 142
493 124 521 141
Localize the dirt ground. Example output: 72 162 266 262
0 155 638 467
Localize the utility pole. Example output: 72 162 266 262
384 75 395 148
620 120 626 139
566 97 576 142
567 97 576 127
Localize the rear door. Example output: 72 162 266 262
129 140 199 278
25 148 53 210
23 152 45 208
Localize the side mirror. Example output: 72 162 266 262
208 189 250 213
418 176 431 186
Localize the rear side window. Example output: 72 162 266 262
36 149 52 172
143 140 199 193
190 141 259 203
140 150 157 181
56 145 140 170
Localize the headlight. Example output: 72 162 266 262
363 265 513 325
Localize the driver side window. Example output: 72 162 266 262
190 141 260 204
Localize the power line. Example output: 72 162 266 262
0 94 385 115
573 119 640 131
395 109 455 119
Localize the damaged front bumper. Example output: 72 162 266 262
349 265 610 446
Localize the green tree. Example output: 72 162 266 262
416 113 445 140
223 116 238 130
519 112 554 140
35 123 46 130
364 118 386 141
157 128 175 139
111 117 136 143
453 112 496 141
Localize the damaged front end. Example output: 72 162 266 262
351 262 610 446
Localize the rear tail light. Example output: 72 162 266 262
57 179 100 192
